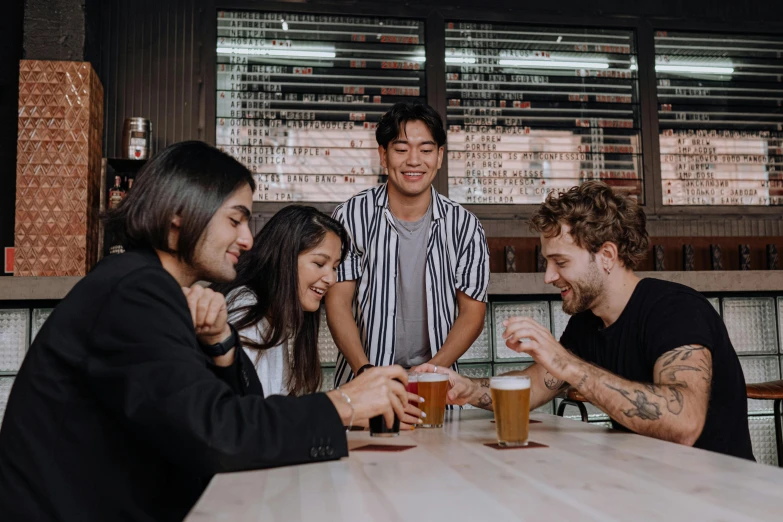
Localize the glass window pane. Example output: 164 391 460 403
459 311 492 362
655 30 783 207
217 11 426 202
445 22 644 205
0 309 29 373
492 302 550 362
723 297 778 355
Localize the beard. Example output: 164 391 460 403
562 260 604 315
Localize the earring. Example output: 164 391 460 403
606 267 611 275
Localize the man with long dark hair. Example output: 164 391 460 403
0 141 413 521
326 102 490 386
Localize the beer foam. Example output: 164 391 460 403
418 373 449 382
490 377 530 390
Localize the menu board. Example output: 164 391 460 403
216 11 426 202
656 31 783 206
445 23 643 205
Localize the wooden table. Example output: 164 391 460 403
187 410 783 521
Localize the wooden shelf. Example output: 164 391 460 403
2 271 782 302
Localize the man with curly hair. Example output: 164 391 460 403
417 181 754 460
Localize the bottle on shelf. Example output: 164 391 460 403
108 175 126 209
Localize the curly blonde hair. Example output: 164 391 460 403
530 181 649 269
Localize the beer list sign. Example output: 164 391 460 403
216 11 426 202
445 23 644 205
656 31 783 206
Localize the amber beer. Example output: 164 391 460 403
418 373 448 428
490 376 531 446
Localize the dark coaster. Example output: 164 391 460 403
490 419 541 424
351 444 416 452
484 441 548 450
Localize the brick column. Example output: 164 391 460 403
14 60 103 276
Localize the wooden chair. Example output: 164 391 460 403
556 387 589 422
746 380 783 467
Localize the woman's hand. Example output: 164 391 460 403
327 365 423 429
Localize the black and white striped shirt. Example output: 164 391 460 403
331 183 490 387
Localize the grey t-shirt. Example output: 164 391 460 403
392 206 432 367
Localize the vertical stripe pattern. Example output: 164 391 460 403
332 184 490 387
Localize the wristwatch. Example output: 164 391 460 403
200 324 239 357
356 363 374 376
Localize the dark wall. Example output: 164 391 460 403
23 0 85 61
98 0 208 158
0 0 25 275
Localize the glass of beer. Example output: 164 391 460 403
490 375 531 446
418 373 448 428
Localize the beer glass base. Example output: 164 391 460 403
498 441 528 447
419 424 444 428
370 432 400 437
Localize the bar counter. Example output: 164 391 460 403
186 410 783 521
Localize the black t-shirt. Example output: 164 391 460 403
560 278 754 461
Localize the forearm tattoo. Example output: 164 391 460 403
604 344 709 421
605 383 662 421
473 378 492 409
544 372 565 391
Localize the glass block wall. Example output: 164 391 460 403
1 297 781 465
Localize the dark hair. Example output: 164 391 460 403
104 141 255 265
211 205 349 396
375 102 446 149
529 181 649 269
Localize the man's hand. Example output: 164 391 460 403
182 285 231 346
501 316 573 381
412 363 483 407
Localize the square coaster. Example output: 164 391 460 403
351 444 417 452
483 441 548 450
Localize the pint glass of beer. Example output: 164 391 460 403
418 373 448 428
490 375 531 446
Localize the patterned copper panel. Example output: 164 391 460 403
14 61 104 276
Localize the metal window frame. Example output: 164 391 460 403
207 3 783 218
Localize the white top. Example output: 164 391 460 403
227 288 290 397
187 410 783 521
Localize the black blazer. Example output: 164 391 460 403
0 249 348 521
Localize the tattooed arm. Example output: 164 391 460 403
411 362 564 412
564 345 712 446
500 317 712 446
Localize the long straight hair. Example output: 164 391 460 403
212 205 349 396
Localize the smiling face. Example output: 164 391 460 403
541 224 606 315
297 231 342 312
190 183 254 284
379 120 444 200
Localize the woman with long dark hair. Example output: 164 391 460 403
212 205 348 396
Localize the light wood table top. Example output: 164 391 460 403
187 410 783 522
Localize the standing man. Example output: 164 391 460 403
326 102 490 386
419 181 753 460
0 141 414 521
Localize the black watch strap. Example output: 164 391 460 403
201 324 239 357
356 363 374 376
